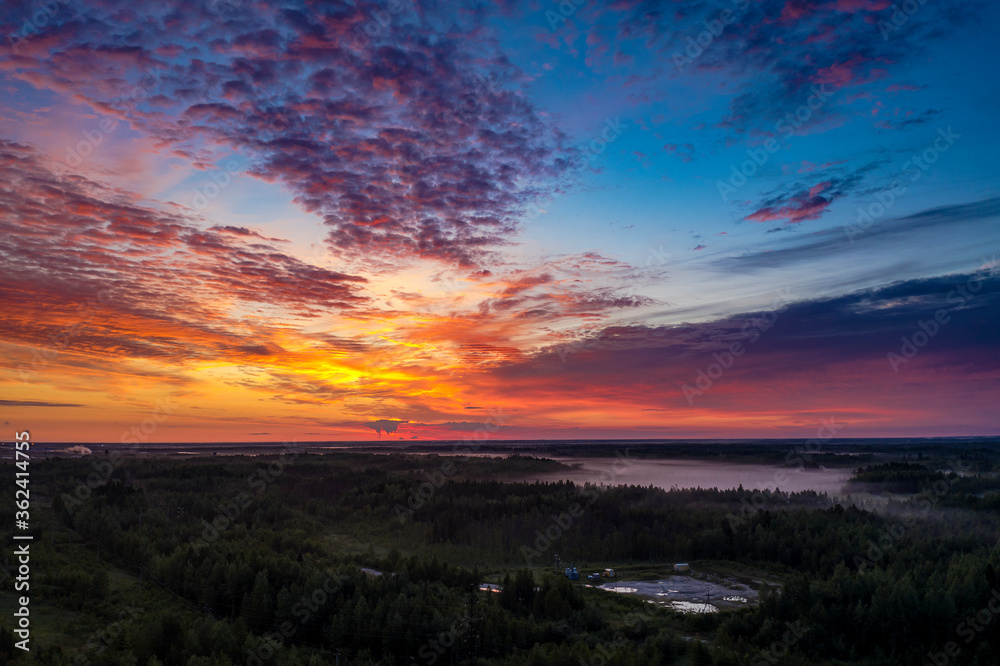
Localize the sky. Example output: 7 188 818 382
1 0 998 443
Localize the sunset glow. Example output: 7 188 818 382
1 0 998 442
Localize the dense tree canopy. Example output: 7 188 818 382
2 447 999 665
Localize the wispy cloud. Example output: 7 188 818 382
0 400 86 407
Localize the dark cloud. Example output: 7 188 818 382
743 162 873 224
209 226 288 243
494 269 1000 415
435 421 509 432
366 419 407 436
874 108 944 131
572 0 982 135
722 196 1000 271
662 142 695 162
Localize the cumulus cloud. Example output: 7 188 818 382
0 140 369 375
0 0 576 268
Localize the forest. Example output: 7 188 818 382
1 444 999 665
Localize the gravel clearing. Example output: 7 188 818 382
596 575 759 613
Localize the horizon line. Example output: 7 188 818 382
18 435 1000 446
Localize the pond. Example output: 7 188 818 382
596 575 760 613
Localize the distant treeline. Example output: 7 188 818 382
376 439 1000 468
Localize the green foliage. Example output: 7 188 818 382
2 448 999 665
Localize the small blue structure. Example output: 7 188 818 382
564 566 579 580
